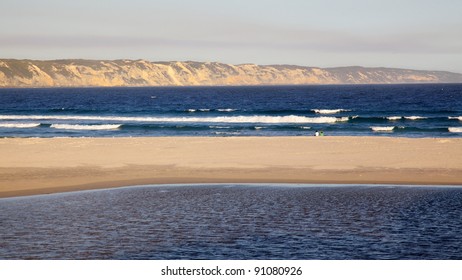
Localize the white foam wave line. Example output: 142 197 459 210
209 125 231 129
370 126 395 132
448 127 462 133
337 117 350 122
209 126 230 129
217 109 236 112
188 109 211 112
312 109 350 114
0 123 41 128
449 116 462 121
0 115 348 124
213 132 241 135
404 116 427 120
387 116 402 120
51 124 121 130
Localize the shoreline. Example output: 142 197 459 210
4 182 462 201
1 136 462 198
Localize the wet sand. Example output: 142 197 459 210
1 137 461 198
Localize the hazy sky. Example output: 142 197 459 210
1 0 462 72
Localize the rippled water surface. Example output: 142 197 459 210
1 184 462 259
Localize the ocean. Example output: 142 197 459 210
1 184 461 260
0 84 461 138
1 85 462 260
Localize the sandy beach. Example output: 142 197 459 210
1 136 461 198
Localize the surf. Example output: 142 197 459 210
312 109 350 114
0 123 41 128
370 126 395 132
448 127 462 133
50 124 121 130
0 114 349 124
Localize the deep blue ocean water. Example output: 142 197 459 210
1 84 461 137
1 184 461 260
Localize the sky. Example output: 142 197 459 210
1 0 462 72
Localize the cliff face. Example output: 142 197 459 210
1 59 461 87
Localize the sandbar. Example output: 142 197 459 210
1 136 461 198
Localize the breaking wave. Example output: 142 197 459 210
51 124 121 130
370 126 395 132
187 109 219 112
0 115 348 124
449 116 462 121
387 116 402 120
448 127 462 133
0 123 41 128
404 116 427 120
312 109 350 114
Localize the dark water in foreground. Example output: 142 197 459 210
1 184 462 260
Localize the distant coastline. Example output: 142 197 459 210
1 59 462 88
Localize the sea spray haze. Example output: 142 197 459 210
0 84 461 138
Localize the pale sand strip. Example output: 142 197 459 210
1 137 461 198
